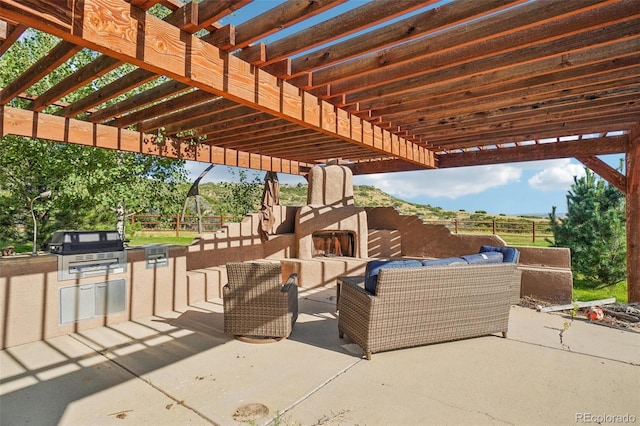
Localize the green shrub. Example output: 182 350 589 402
549 168 626 287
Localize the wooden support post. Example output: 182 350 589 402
627 125 640 303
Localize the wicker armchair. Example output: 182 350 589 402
223 262 298 341
338 263 516 359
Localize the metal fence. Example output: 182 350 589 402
130 214 230 236
422 219 553 243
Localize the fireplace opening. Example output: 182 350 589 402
312 231 355 257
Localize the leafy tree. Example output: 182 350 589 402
549 167 626 287
0 136 187 247
219 169 262 221
0 28 188 248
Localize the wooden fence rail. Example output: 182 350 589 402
130 214 230 237
422 219 552 243
130 214 551 243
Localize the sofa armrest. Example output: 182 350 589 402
282 273 298 292
339 278 374 312
338 279 377 354
282 273 299 326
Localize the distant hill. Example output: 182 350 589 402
194 182 547 224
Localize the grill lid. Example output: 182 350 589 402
49 230 124 255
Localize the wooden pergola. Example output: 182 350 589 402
1 0 638 301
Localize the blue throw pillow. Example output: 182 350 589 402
462 252 504 264
421 257 467 267
461 253 495 264
364 260 422 293
479 245 520 263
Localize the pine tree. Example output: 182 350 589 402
549 168 626 287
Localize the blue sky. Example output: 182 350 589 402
185 1 626 216
186 153 625 216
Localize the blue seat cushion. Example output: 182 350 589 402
421 257 467 267
479 245 520 263
364 259 422 294
461 252 503 264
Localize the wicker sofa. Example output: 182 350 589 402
338 262 517 359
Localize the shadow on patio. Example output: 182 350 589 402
1 287 639 426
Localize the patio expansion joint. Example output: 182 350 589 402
505 336 640 367
266 357 363 425
68 334 222 426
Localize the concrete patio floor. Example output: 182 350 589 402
1 287 638 426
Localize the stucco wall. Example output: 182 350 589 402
0 246 188 349
365 207 506 257
187 205 298 270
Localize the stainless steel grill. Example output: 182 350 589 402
51 230 128 324
50 230 126 281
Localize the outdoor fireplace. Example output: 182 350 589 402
312 231 355 257
295 165 368 259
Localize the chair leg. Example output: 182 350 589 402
339 330 344 338
366 352 372 360
502 331 508 339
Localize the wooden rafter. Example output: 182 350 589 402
0 41 81 104
238 0 436 67
0 0 434 168
57 69 159 118
358 54 640 123
288 0 522 85
230 0 347 50
89 80 190 123
308 0 627 94
340 23 639 111
0 22 25 56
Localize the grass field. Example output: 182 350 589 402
572 278 628 303
127 234 197 246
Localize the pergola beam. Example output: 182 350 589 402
1 105 310 174
0 0 434 169
432 117 637 151
436 135 627 168
347 135 628 175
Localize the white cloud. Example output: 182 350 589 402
528 159 585 191
353 164 522 199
